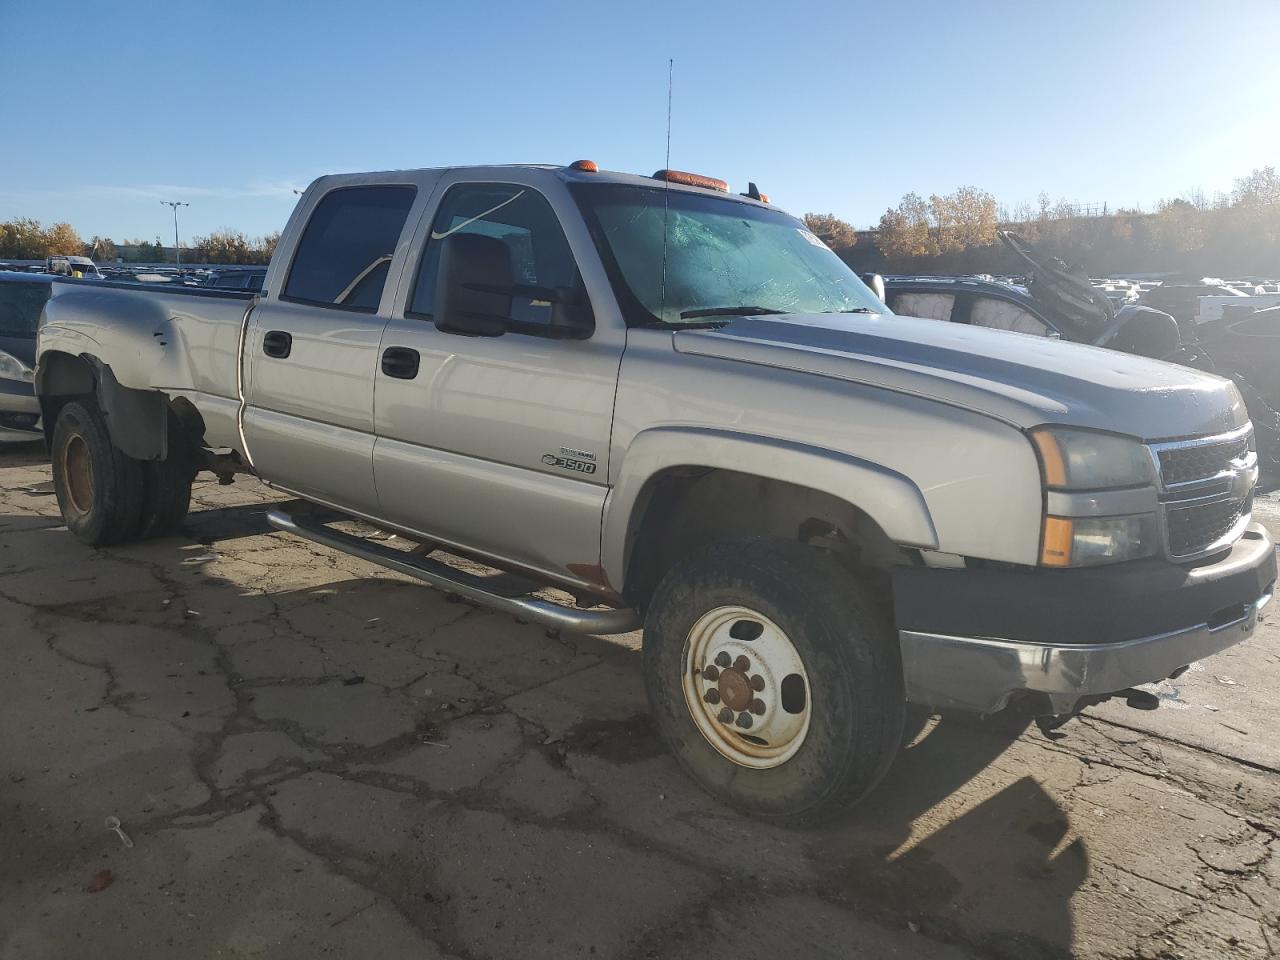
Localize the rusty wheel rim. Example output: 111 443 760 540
682 605 811 769
62 434 95 518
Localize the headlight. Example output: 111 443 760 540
1031 427 1159 566
1030 426 1154 490
1041 514 1159 567
0 351 33 383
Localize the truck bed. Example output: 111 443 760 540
39 278 257 449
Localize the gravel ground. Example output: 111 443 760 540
0 440 1277 959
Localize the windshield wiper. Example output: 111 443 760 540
823 307 877 314
679 305 788 320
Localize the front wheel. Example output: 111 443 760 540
642 538 904 824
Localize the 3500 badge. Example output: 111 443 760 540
541 453 597 475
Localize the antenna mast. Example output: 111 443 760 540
659 58 673 322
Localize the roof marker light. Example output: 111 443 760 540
652 169 730 193
569 160 599 172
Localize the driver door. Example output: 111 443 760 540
372 174 625 587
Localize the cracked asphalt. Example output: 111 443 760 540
1 440 1277 960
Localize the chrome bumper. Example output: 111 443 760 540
900 587 1272 715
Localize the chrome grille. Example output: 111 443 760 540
1150 425 1256 561
1166 494 1251 558
1158 434 1251 485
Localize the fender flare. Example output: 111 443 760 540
600 426 938 588
36 351 168 461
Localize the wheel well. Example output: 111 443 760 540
37 352 96 445
623 467 906 610
37 351 205 459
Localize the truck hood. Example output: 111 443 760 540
672 312 1247 440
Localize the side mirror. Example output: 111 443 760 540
434 233 512 337
861 272 886 302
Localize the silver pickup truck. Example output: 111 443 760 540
35 162 1275 822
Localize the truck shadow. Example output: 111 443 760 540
18 496 1085 960
194 561 1084 959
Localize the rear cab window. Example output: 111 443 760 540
283 185 417 312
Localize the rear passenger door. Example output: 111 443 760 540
243 183 419 514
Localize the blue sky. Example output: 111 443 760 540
2 0 1278 243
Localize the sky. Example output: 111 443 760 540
2 0 1279 244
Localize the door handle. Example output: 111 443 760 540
381 346 420 380
262 330 292 358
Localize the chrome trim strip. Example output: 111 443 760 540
900 589 1269 715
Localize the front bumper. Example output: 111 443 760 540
894 523 1276 714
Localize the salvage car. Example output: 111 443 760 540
886 232 1280 468
33 163 1275 822
0 272 50 442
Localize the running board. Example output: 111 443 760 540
266 509 641 635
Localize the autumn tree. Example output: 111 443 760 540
877 192 934 260
248 231 281 264
191 230 252 264
43 222 84 256
0 218 48 258
1232 166 1280 207
802 213 857 250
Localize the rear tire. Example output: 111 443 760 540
138 459 194 539
642 538 904 824
137 414 194 539
50 400 145 547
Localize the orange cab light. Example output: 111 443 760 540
569 160 599 172
758 193 770 203
652 169 730 192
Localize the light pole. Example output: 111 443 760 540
160 201 189 268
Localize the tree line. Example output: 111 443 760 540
806 165 1280 278
0 219 280 266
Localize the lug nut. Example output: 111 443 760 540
703 665 720 681
749 698 765 715
715 652 731 668
717 707 734 724
733 655 750 673
749 674 765 691
735 712 753 729
704 689 721 705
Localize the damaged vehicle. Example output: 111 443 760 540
0 272 50 443
885 231 1280 469
33 163 1276 822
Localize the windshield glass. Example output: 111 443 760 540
0 281 51 337
572 182 887 326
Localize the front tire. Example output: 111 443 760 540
642 538 904 824
50 400 145 547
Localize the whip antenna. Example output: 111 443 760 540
659 58 673 323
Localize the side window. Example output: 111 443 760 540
888 291 956 322
969 297 1051 336
284 185 416 312
409 183 592 334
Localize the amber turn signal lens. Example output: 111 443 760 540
1031 429 1068 488
569 160 599 172
652 169 730 192
1040 516 1074 567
